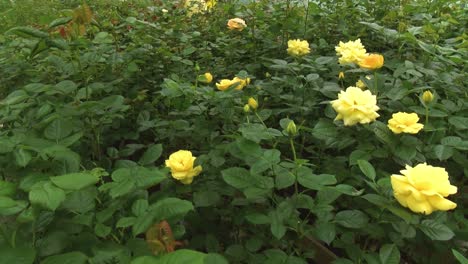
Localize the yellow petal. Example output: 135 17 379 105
179 177 194 185
427 195 457 211
406 195 433 215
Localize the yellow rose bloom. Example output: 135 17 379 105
165 150 202 184
204 72 213 83
232 77 250 90
248 97 258 110
185 0 215 15
331 86 379 126
335 39 367 65
216 79 235 91
422 90 434 104
206 0 217 9
356 79 366 89
391 163 457 215
227 18 247 31
358 53 384 70
387 112 424 134
287 39 311 57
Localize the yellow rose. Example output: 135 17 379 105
232 77 250 90
391 163 457 215
227 18 246 31
422 90 434 104
387 112 424 134
165 150 202 184
185 0 215 15
335 39 367 65
248 97 258 110
331 86 379 126
356 79 366 89
216 79 235 91
287 39 311 57
358 53 384 70
206 0 217 9
199 72 213 83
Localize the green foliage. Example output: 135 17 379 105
0 0 466 263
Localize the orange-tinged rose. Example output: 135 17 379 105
358 54 384 70
227 18 246 31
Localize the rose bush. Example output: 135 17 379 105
0 0 466 263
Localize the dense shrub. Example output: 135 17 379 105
0 0 466 263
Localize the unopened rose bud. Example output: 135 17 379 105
243 104 250 113
248 97 258 110
338 72 345 79
422 90 434 104
286 120 297 136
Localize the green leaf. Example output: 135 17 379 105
40 252 88 264
357 160 376 180
222 167 251 189
193 191 220 207
245 213 270 225
433 145 453 161
315 222 336 245
204 253 229 264
0 196 16 208
452 249 468 264
335 210 369 229
29 181 66 211
129 198 194 236
312 119 337 140
0 245 36 264
250 150 280 174
138 144 163 165
274 166 295 189
14 148 32 167
116 217 136 228
419 220 454 241
132 199 148 216
1 90 29 105
297 167 336 190
448 116 468 129
37 231 69 257
103 167 167 198
236 138 262 157
6 26 49 38
0 180 16 197
0 137 15 153
349 150 371 165
50 172 100 190
379 244 400 264
239 123 275 143
94 223 112 238
132 250 206 264
44 119 73 140
48 17 73 29
270 211 286 239
149 197 193 220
